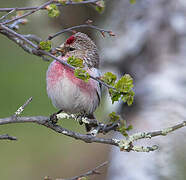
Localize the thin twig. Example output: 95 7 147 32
1 0 54 25
8 18 27 30
65 161 108 180
0 24 38 47
0 29 49 61
0 0 100 12
0 9 15 21
0 24 115 90
13 97 33 116
23 34 42 43
65 0 100 5
0 115 119 146
0 134 17 141
48 24 114 40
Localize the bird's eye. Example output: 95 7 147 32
69 47 75 51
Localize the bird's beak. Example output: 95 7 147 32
56 43 66 54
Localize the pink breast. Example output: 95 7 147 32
47 60 65 87
47 60 96 94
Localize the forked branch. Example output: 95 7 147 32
44 161 108 180
0 98 186 152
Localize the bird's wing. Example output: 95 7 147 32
90 68 102 104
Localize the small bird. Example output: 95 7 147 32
46 32 101 131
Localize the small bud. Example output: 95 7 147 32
46 4 60 18
96 0 105 8
101 31 105 37
108 31 116 36
16 11 24 17
39 41 52 51
21 18 28 25
45 5 52 10
44 176 52 180
95 0 105 13
86 19 93 24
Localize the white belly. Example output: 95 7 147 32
47 77 99 114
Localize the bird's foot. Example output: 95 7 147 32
76 113 85 125
49 113 58 124
49 109 63 125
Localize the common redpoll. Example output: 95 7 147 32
46 32 101 131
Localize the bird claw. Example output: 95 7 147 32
76 113 86 125
49 113 58 124
49 109 63 125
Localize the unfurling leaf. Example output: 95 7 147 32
106 73 134 105
95 0 105 13
114 74 133 93
109 112 120 123
67 56 84 68
39 41 52 51
46 4 60 18
119 126 129 137
126 125 133 131
118 119 133 137
101 72 117 86
74 68 90 82
121 90 135 106
109 89 121 104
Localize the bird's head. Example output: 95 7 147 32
57 32 99 68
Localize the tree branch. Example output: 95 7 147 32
0 115 119 146
0 0 100 12
44 161 108 180
56 112 120 136
0 97 185 152
1 0 54 25
0 112 186 152
0 24 115 90
0 5 185 152
65 161 108 180
0 9 15 21
48 24 115 40
14 97 33 116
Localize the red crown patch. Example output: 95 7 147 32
66 35 75 44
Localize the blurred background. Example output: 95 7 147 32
1 0 186 179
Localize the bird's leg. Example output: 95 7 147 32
85 114 98 132
49 109 63 124
76 113 84 125
76 113 97 132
